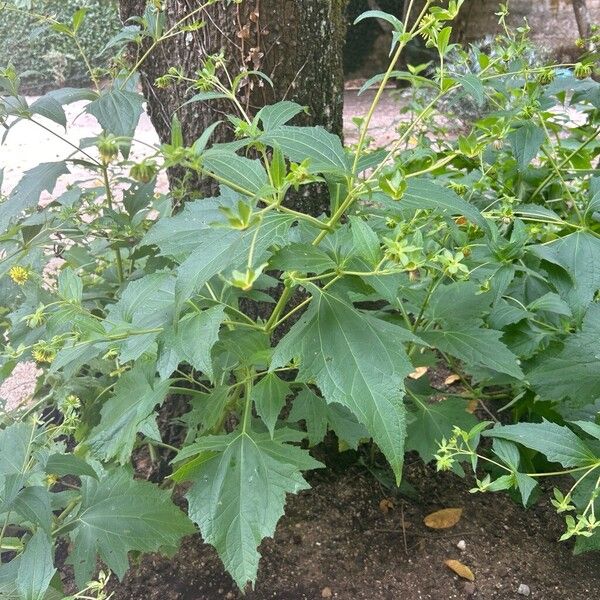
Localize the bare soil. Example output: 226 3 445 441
109 452 600 600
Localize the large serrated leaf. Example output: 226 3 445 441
453 73 485 106
174 229 244 308
157 305 226 381
349 216 382 266
257 101 306 131
386 178 487 228
527 303 600 403
0 423 34 475
86 88 144 157
572 420 600 441
530 231 600 317
202 151 269 196
28 96 66 128
174 213 294 309
183 430 322 589
44 454 98 479
288 389 329 446
269 243 336 274
421 327 523 379
425 281 494 324
12 486 53 533
483 420 597 468
271 289 416 482
289 389 369 448
142 198 225 258
407 396 477 463
179 386 231 440
508 122 545 170
262 126 350 174
68 468 194 588
26 87 97 129
250 372 290 437
105 272 175 362
0 162 69 231
84 362 171 463
16 531 55 600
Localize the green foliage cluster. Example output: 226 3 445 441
0 0 120 91
0 0 600 596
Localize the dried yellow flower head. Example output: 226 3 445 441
9 265 29 285
32 341 56 364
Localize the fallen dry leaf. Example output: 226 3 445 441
445 559 475 581
321 587 333 598
466 399 479 414
379 498 394 514
409 366 428 380
444 373 461 386
424 507 463 529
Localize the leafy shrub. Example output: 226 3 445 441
0 0 599 596
0 0 120 91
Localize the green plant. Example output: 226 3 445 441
0 1 121 91
1 0 599 596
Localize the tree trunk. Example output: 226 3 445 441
119 0 347 212
572 0 592 41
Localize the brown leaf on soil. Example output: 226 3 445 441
424 507 463 529
444 374 461 386
445 559 475 581
408 366 428 380
379 498 394 514
321 587 333 598
466 399 479 414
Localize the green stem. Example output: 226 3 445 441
52 497 82 537
0 514 10 564
265 282 295 332
269 295 311 331
530 127 600 202
242 375 253 434
147 439 180 453
101 165 125 283
270 275 342 331
349 17 412 180
276 205 331 231
19 392 53 421
55 497 82 525
409 276 441 340
246 224 260 269
72 34 98 90
121 2 214 87
312 1 434 248
538 118 583 223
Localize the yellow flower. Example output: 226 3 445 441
9 265 29 285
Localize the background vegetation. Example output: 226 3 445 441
0 0 120 90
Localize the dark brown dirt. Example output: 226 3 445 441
109 454 600 600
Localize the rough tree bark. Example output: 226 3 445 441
119 0 347 212
572 0 592 40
